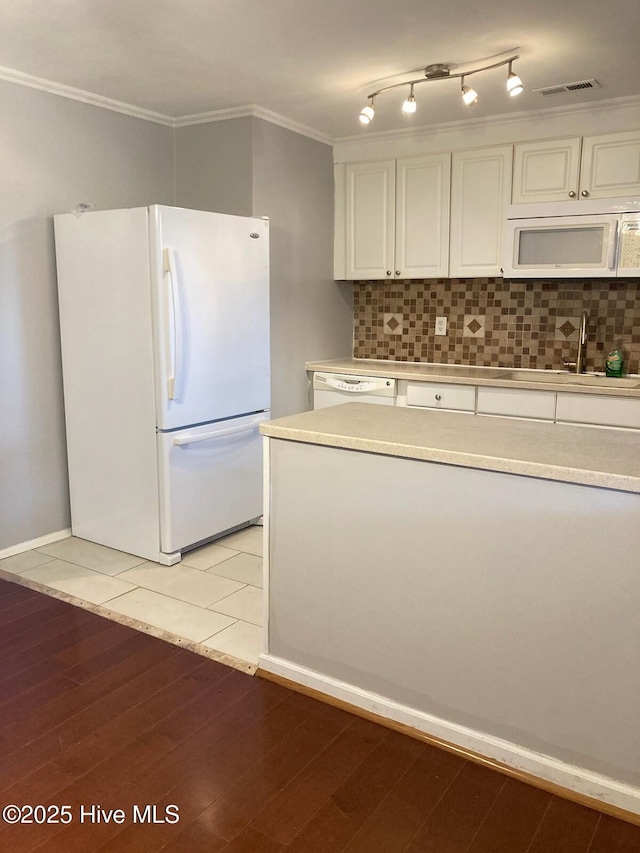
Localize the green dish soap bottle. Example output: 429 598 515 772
605 341 624 377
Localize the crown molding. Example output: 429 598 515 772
250 105 333 145
0 65 333 144
171 105 253 126
0 65 174 125
333 93 640 145
173 104 333 144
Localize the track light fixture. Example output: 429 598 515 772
358 50 523 125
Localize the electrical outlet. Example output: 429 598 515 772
435 316 447 336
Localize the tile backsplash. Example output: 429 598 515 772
353 278 640 374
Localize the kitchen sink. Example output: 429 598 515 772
501 371 640 389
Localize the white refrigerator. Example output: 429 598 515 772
54 205 270 565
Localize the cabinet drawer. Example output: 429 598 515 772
556 393 640 429
406 382 475 411
477 387 555 420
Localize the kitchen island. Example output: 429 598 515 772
259 403 640 820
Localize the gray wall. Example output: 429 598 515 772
251 119 353 418
174 118 254 216
0 81 174 551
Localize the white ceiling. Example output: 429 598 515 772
1 0 639 141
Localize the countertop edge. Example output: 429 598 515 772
262 424 639 494
261 406 640 495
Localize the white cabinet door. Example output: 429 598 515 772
345 161 395 280
580 131 640 200
512 137 581 203
450 145 513 277
395 154 450 278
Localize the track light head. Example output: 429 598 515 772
507 61 524 96
402 85 417 115
461 78 478 106
359 98 375 124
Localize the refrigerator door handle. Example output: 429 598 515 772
162 248 182 400
173 422 260 447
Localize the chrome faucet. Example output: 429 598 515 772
562 311 589 374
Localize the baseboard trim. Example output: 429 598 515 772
0 528 72 560
257 654 640 826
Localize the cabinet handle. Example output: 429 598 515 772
395 270 401 276
386 270 392 276
568 191 576 198
581 190 590 197
435 394 442 401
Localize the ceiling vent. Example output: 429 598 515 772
533 79 601 97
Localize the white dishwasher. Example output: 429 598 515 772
312 372 396 409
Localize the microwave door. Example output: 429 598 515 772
505 215 618 278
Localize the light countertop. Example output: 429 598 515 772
306 358 640 397
261 402 640 494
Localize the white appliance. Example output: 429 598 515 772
503 198 640 278
54 205 270 565
312 372 396 409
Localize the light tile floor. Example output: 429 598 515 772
0 526 265 670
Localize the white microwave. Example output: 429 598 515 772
503 198 640 278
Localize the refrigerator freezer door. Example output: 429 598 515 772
150 206 270 431
157 412 268 555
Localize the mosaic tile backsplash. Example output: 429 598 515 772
353 278 640 375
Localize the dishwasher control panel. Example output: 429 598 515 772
312 372 396 410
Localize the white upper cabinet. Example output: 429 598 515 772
343 155 450 280
580 131 640 199
395 154 451 279
450 145 513 278
513 130 640 203
345 161 396 280
512 137 581 203
335 129 640 281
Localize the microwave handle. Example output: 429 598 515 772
608 221 619 270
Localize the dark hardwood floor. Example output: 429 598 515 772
0 576 639 852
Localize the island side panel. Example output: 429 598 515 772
266 437 640 788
